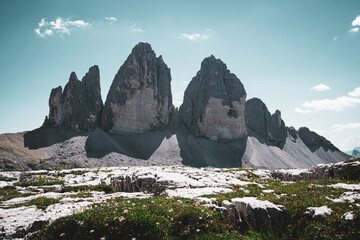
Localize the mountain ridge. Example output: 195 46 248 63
0 42 349 170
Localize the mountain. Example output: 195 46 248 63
0 42 350 170
101 42 173 134
43 65 103 132
245 98 286 147
179 55 247 140
346 147 360 158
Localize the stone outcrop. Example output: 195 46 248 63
245 98 286 147
43 65 103 132
179 55 247 140
221 197 287 229
270 160 360 181
101 42 173 134
111 174 166 196
304 206 332 219
298 127 339 152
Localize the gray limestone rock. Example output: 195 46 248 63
245 98 286 147
304 206 332 219
111 174 166 196
287 126 298 142
221 197 287 229
43 65 103 132
101 42 173 134
179 55 247 140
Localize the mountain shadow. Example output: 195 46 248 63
176 129 247 168
24 127 88 149
85 128 171 159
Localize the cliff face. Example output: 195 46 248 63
179 55 247 140
298 127 339 152
101 42 173 134
44 66 103 132
245 98 287 147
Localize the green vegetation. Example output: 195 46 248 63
344 158 360 163
204 177 360 239
9 197 61 210
91 184 114 193
61 185 92 193
339 166 360 181
15 176 64 187
29 197 243 240
72 171 89 176
7 162 360 239
0 186 33 202
68 192 93 198
61 184 114 194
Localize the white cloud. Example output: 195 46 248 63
349 27 359 33
294 107 312 114
130 23 144 32
38 18 48 28
310 83 331 92
333 36 338 41
331 123 360 132
295 96 360 113
44 29 53 36
182 81 189 85
338 134 360 151
352 15 360 26
34 17 90 38
180 33 209 41
105 17 117 22
348 86 360 97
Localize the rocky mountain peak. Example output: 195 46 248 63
101 42 173 134
272 110 282 128
245 98 286 147
298 127 339 152
43 65 103 132
69 72 78 82
179 55 247 140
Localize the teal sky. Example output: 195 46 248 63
0 0 359 151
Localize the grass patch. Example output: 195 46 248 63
204 177 360 239
29 197 243 240
61 184 114 194
344 158 360 163
0 186 33 202
338 165 360 181
61 185 92 193
91 184 114 194
68 192 93 198
15 176 64 187
72 171 89 176
9 197 61 210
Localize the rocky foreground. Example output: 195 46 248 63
1 160 359 239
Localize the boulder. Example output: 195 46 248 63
101 42 173 134
43 65 103 132
221 197 287 229
110 173 165 195
179 55 247 140
304 206 332 219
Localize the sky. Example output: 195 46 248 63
0 0 359 152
